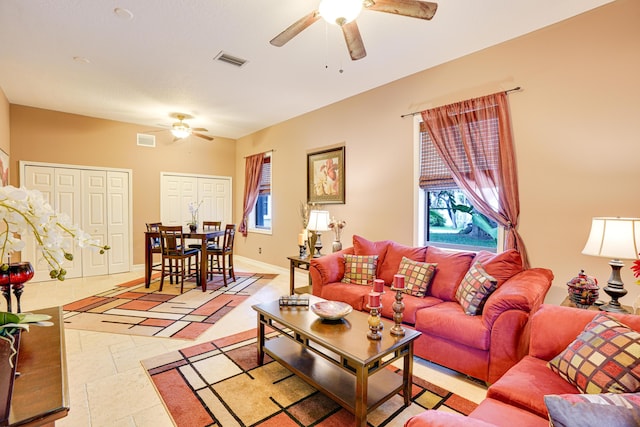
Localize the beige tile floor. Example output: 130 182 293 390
20 256 487 426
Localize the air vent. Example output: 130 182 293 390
137 133 156 148
214 51 248 68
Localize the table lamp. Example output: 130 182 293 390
307 210 331 257
582 217 640 313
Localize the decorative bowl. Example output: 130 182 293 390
310 301 353 320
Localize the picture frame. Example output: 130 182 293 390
307 146 345 204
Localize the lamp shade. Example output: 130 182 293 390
582 217 640 260
307 210 331 232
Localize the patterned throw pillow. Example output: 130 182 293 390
545 393 640 427
547 314 640 394
341 254 378 285
455 262 498 315
396 256 437 297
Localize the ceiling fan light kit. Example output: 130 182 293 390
319 0 363 25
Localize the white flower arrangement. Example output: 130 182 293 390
187 200 203 226
0 185 109 280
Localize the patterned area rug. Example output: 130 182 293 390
63 273 276 340
142 329 478 426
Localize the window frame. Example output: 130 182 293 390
247 152 273 235
413 116 503 252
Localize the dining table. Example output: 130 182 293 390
144 227 225 291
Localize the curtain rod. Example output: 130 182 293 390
400 86 522 119
243 149 274 158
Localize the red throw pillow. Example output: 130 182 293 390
352 235 390 276
378 241 427 284
474 249 523 287
425 246 475 301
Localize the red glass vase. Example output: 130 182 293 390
0 262 35 313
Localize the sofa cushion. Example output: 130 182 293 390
487 355 579 418
415 301 491 351
396 257 437 297
319 283 369 311
455 262 498 315
341 254 378 285
378 241 427 284
470 398 549 427
544 393 640 427
473 249 523 288
405 410 498 427
380 292 442 325
547 313 640 394
425 246 476 301
353 235 390 277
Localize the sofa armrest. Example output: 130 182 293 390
309 247 354 297
482 268 554 330
529 304 640 360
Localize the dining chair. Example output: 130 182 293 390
188 221 221 250
158 225 200 293
207 223 236 287
146 222 163 276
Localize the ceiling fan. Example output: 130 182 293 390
167 113 214 141
270 0 438 61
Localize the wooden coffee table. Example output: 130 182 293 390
252 295 421 427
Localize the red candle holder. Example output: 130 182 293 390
0 262 35 313
389 285 405 337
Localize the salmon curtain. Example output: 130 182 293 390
239 152 265 237
420 92 529 268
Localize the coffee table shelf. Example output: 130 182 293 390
253 295 420 427
264 337 404 411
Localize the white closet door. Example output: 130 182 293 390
180 177 198 225
161 174 232 227
162 175 184 226
200 177 232 224
81 170 109 277
23 165 83 281
106 171 129 274
22 162 131 282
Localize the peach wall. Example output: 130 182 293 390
0 88 8 156
235 0 640 305
10 105 236 265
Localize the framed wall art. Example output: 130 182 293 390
307 146 345 204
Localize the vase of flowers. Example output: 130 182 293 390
187 200 203 232
0 185 109 395
0 185 109 281
328 217 346 253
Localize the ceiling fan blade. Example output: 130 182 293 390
341 21 366 60
192 127 208 132
366 0 438 20
270 10 321 47
193 132 214 141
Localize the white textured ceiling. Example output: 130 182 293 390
0 0 613 139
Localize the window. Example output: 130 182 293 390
418 121 499 252
248 153 272 233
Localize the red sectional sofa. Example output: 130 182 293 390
405 304 640 426
309 236 554 384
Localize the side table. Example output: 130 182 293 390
561 296 636 314
287 256 311 295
